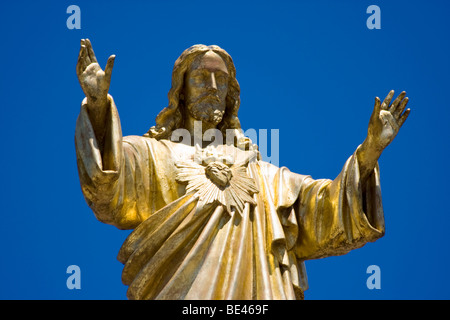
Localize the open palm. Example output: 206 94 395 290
367 90 410 150
76 39 115 106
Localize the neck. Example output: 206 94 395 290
185 114 220 148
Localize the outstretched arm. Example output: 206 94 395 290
357 90 410 183
292 91 410 260
75 39 152 229
76 38 115 151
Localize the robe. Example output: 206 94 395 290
75 95 385 300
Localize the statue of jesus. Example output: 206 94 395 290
75 39 410 300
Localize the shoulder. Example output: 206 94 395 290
257 160 312 186
122 136 196 161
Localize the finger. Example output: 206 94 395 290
76 43 85 76
381 90 395 110
77 44 90 76
371 96 381 118
82 45 91 66
80 39 92 65
76 39 86 74
85 38 98 63
398 108 410 127
391 91 406 112
104 55 116 83
393 97 409 119
368 96 381 126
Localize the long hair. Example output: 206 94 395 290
144 44 242 141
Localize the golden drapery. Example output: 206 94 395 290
75 96 385 300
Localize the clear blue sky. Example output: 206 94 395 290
1 0 449 300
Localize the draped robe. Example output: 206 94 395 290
75 96 385 300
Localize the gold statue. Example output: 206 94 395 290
75 39 410 300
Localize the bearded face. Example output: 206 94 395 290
184 51 229 126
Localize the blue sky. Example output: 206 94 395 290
0 0 449 299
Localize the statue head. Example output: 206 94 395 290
145 44 242 142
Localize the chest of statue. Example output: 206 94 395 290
160 141 260 215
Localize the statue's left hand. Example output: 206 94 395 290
366 90 410 152
356 90 410 182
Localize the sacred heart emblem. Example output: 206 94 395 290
175 145 259 214
205 161 233 188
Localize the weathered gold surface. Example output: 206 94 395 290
75 39 410 300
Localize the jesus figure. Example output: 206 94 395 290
75 39 410 300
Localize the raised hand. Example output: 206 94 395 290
357 90 411 182
367 90 410 151
76 38 115 107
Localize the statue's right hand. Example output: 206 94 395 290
76 39 115 107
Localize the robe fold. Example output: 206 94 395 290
75 95 385 300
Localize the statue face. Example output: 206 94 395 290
184 51 229 126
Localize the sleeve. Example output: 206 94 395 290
75 95 153 230
292 149 385 260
